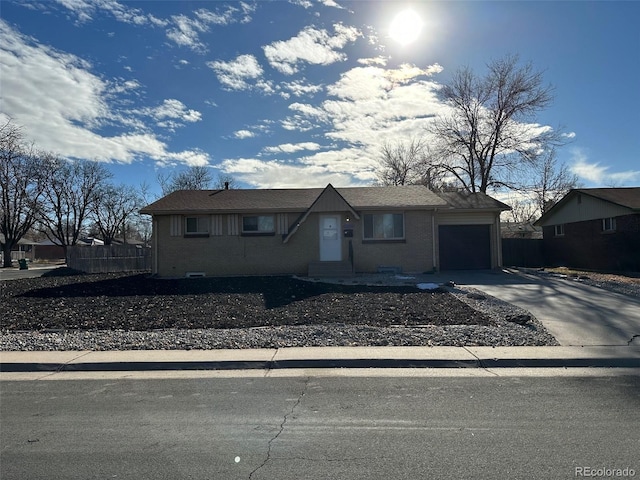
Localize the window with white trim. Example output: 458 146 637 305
602 217 616 232
554 224 564 236
242 215 275 234
185 216 209 236
363 213 404 240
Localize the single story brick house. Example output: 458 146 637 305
140 184 510 277
534 187 640 271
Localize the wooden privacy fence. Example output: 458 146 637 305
66 245 151 273
502 238 545 268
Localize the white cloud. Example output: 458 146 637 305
207 54 266 90
165 4 255 52
570 152 640 186
281 80 323 97
358 56 388 66
0 20 207 167
53 0 166 26
166 14 208 52
219 158 355 188
290 0 314 8
222 62 448 185
263 23 361 75
152 99 201 122
233 130 255 139
135 99 202 130
263 142 321 154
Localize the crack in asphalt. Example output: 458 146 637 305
628 335 640 346
248 377 309 480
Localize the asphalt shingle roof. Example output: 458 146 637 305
576 188 640 210
140 184 509 214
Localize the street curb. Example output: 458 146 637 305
3 356 640 372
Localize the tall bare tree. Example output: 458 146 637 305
376 138 447 189
430 54 566 194
528 148 579 216
157 165 214 195
0 120 46 267
506 149 579 223
38 157 112 255
91 183 141 245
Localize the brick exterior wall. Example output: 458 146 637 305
153 210 435 277
542 213 640 271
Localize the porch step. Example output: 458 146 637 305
308 261 354 277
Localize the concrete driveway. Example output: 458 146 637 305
445 269 640 347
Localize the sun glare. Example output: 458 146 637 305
389 9 423 46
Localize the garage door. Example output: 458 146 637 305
439 225 491 270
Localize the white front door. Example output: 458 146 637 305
319 215 341 261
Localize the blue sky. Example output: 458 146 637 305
1 0 638 200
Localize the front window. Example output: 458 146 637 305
554 224 564 236
363 213 404 240
185 216 208 235
602 217 616 232
242 215 275 234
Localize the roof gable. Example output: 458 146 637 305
283 184 359 243
535 188 640 226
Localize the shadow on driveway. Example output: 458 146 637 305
449 269 640 347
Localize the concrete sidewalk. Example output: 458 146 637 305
2 346 640 373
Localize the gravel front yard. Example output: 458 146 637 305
0 270 558 350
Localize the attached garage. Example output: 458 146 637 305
439 224 491 270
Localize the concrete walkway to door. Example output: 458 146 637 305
449 269 640 347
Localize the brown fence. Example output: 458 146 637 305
66 245 151 274
502 238 545 268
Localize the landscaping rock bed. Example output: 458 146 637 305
0 271 558 350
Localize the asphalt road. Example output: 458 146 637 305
2 375 639 479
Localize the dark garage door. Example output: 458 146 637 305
439 225 491 270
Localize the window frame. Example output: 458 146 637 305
184 216 209 237
554 224 565 237
362 212 405 242
602 217 617 232
241 214 276 236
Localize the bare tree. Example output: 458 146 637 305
38 157 112 255
528 148 579 216
506 149 579 223
157 166 214 195
214 173 236 190
430 54 566 194
376 138 447 189
0 120 46 267
91 183 141 245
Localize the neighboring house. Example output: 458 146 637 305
34 237 105 261
140 184 510 277
534 188 640 271
0 234 37 263
501 222 543 239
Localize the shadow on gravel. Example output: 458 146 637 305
18 274 428 309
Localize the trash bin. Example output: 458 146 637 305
18 259 28 270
